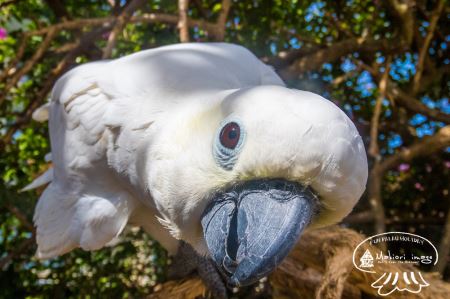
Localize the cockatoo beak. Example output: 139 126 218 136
201 179 317 287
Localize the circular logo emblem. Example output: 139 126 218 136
352 232 438 296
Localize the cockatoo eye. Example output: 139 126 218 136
220 122 240 149
213 119 246 170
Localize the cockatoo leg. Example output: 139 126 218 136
169 241 228 299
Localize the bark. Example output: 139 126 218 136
368 59 390 158
0 236 35 270
434 207 450 274
278 37 403 79
17 14 217 36
178 0 190 42
368 165 386 234
359 62 450 125
0 0 21 9
412 0 445 94
262 45 321 69
147 227 450 299
387 82 450 124
0 27 58 106
212 0 231 41
367 61 391 234
386 0 415 45
379 125 450 173
4 203 34 232
0 34 28 83
102 0 147 58
345 212 447 225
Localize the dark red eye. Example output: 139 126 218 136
219 122 241 149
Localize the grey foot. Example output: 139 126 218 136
168 241 228 299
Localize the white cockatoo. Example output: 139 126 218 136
27 43 367 289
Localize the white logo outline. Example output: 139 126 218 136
352 232 438 296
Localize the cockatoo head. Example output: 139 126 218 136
145 85 367 286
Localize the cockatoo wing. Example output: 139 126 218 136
32 43 284 259
34 61 140 259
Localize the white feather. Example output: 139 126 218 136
21 168 53 192
32 103 50 122
44 152 52 162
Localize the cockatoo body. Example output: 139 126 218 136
28 43 368 289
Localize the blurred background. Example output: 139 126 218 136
0 0 449 298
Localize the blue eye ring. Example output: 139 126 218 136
213 118 246 170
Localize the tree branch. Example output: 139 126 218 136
178 0 190 42
357 61 450 235
386 0 415 45
213 0 231 41
102 0 147 59
434 206 450 274
0 27 58 106
4 203 34 232
262 45 321 69
331 68 360 87
324 11 355 38
367 60 391 234
0 235 35 270
368 58 391 158
359 62 450 124
0 0 22 9
415 64 450 94
18 13 218 36
412 0 445 94
379 125 450 172
344 211 448 225
0 33 28 83
387 83 450 124
278 37 403 79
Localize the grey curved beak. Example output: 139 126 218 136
201 179 317 287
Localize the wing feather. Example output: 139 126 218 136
33 61 137 258
34 182 136 259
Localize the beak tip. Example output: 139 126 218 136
228 277 240 288
228 274 251 288
228 271 267 288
